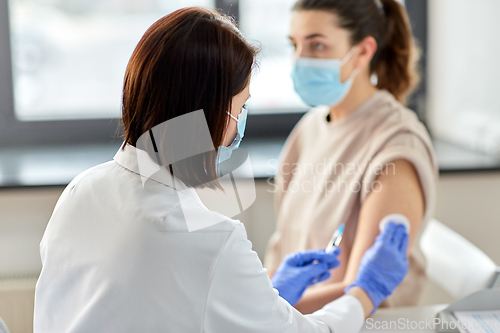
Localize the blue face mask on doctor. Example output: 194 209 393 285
291 47 359 107
218 105 248 164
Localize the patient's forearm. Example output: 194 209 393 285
294 282 349 314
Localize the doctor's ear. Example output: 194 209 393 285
353 36 378 69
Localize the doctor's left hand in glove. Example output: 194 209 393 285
271 248 341 306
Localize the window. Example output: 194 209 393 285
8 0 309 121
428 0 500 155
239 0 307 113
9 0 214 121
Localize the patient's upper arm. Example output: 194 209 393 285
342 158 425 283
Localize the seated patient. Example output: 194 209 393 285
265 0 438 313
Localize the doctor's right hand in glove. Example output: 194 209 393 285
345 222 410 314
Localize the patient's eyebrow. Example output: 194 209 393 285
289 33 327 41
305 33 327 39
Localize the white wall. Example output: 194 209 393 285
0 187 63 277
434 172 500 265
428 0 500 155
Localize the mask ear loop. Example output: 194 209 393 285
340 46 361 82
225 110 243 148
227 111 239 122
350 67 361 80
340 46 358 66
227 105 247 124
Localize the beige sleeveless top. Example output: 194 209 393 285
264 90 438 307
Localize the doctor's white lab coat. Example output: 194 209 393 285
33 143 365 333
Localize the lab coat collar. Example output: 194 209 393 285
113 142 199 201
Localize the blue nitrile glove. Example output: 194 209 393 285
345 222 409 313
272 248 341 306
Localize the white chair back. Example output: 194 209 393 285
420 219 499 299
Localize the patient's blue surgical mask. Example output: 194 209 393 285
291 47 359 107
218 105 248 164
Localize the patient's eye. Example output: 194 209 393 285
313 43 325 51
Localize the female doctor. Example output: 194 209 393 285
34 7 409 333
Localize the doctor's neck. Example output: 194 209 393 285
328 71 378 123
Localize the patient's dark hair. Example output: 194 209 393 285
121 7 258 188
293 0 420 105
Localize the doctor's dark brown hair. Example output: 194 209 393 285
121 7 258 188
293 0 420 105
